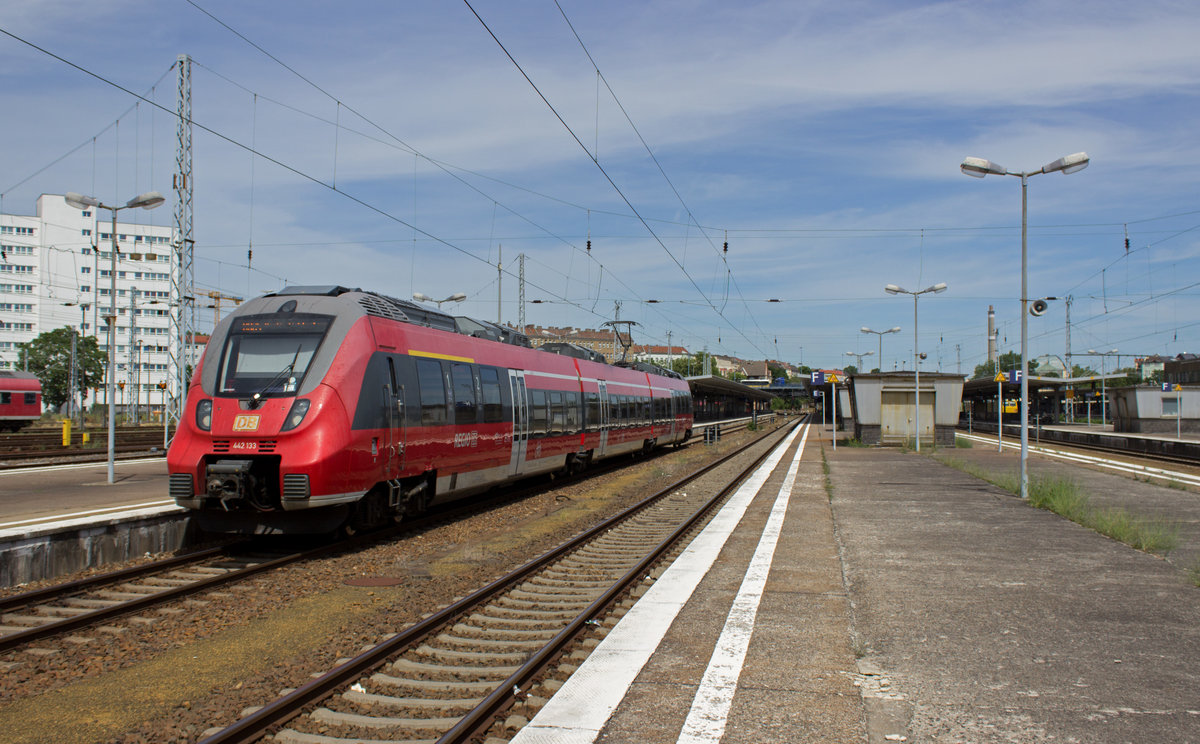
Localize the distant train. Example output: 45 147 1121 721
0 371 42 432
167 286 693 534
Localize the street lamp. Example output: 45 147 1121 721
961 151 1089 499
65 190 165 484
861 326 901 370
412 291 467 310
885 282 947 452
1086 348 1119 427
845 350 873 371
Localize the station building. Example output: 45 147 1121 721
0 194 175 414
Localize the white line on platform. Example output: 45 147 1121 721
957 432 1200 487
0 456 165 476
678 424 809 743
510 422 808 744
0 500 178 530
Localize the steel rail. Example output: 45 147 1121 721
196 417 800 744
0 546 311 653
439 416 804 743
0 544 233 613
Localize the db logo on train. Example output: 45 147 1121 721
232 415 260 432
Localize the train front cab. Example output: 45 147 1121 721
169 308 368 533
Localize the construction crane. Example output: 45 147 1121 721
205 290 243 326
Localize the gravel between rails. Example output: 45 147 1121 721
0 420 789 744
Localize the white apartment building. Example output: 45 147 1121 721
0 194 175 415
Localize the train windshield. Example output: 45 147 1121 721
216 314 333 398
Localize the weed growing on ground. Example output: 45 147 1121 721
955 436 973 448
937 456 1180 557
1188 558 1200 588
844 438 869 448
821 446 833 502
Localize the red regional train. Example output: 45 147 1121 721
168 286 693 534
0 370 42 431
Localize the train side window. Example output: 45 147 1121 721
586 392 600 431
530 389 548 434
393 355 421 426
24 392 36 405
480 367 503 423
564 392 580 432
416 358 447 426
451 363 477 425
549 391 564 434
0 392 10 405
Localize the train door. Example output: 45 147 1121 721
386 358 406 475
597 380 610 457
508 370 529 476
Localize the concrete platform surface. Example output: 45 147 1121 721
833 445 1200 743
0 457 171 534
516 424 1200 743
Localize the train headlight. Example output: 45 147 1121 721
195 399 213 431
281 399 311 432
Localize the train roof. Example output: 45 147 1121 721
0 370 40 391
0 370 38 380
262 286 682 380
267 285 532 349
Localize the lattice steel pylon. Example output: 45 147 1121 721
517 253 525 333
167 53 195 436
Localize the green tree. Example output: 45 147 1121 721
972 351 1039 380
843 364 858 376
18 327 105 410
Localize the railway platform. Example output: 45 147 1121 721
516 424 1200 743
0 457 188 587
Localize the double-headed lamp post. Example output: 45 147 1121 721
861 326 901 370
961 151 1089 499
412 292 467 310
1086 348 1119 426
845 350 873 371
884 283 947 452
64 191 165 484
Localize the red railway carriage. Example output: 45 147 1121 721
0 371 42 432
167 286 692 534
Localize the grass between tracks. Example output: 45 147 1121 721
938 455 1181 557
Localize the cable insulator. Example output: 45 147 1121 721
586 239 591 252
723 241 728 254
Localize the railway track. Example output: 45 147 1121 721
0 544 304 654
196 417 801 744
960 424 1200 470
0 426 172 466
0 424 743 656
958 423 1200 470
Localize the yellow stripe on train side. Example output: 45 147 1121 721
409 349 475 363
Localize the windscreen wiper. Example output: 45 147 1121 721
248 345 302 409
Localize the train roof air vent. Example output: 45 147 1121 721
272 285 360 297
357 294 411 322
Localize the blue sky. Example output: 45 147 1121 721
2 0 1198 374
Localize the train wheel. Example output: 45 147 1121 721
343 488 389 537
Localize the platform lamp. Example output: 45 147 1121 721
412 292 467 310
861 326 901 371
884 283 947 452
844 350 873 371
961 151 1089 499
64 191 165 485
1086 348 1119 428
